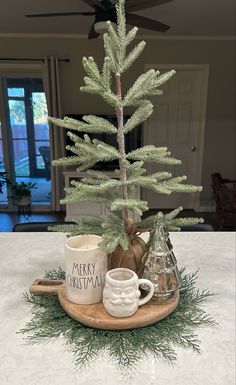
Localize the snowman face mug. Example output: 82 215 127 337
103 268 155 318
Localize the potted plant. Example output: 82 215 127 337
12 182 37 206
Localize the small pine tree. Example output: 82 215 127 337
49 0 203 257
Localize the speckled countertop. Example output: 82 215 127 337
0 232 235 385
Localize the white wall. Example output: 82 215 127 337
0 36 235 207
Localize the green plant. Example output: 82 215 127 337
20 267 216 370
48 0 203 253
12 181 37 197
0 160 10 194
0 172 7 194
0 174 7 194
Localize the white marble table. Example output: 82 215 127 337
0 232 235 385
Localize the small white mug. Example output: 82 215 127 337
65 234 107 304
103 268 155 318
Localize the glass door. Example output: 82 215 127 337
32 91 50 179
0 121 8 205
0 77 51 208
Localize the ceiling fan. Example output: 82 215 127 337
25 0 174 39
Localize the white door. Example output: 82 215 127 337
142 65 209 210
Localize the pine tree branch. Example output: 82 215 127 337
82 56 101 84
127 145 182 165
101 215 129 252
102 57 112 90
48 115 117 134
85 170 111 181
136 212 204 231
124 102 153 133
20 267 217 370
121 40 146 73
61 179 121 206
123 69 175 107
167 217 204 231
55 134 120 171
165 206 184 220
126 161 146 178
52 156 83 167
111 198 148 216
125 26 138 46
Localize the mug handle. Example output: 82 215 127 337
138 279 155 306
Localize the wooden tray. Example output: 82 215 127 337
30 279 180 330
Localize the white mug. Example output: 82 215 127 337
65 234 107 304
103 268 155 318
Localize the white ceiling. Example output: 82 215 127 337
0 0 235 36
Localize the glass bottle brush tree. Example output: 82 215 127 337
49 0 203 273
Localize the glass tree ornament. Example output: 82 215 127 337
141 212 181 301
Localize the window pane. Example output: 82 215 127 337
36 155 45 169
9 100 27 138
0 141 5 172
32 92 49 139
11 125 27 139
0 124 5 171
8 87 24 97
34 124 49 140
0 122 7 203
13 139 29 177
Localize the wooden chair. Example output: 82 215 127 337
211 173 236 230
211 173 236 194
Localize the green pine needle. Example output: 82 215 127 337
49 0 204 254
19 267 217 371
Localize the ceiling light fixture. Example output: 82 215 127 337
94 21 116 34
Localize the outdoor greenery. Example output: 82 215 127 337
0 172 7 194
20 267 216 370
9 92 48 124
0 160 9 194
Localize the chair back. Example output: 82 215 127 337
13 221 74 232
39 146 51 180
181 224 214 231
215 184 236 216
211 173 236 229
211 173 224 198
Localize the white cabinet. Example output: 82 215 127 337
63 171 140 221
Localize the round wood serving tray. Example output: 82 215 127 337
30 279 180 330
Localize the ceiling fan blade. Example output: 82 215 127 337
81 0 107 11
88 23 100 39
26 12 95 18
126 13 170 32
126 0 174 12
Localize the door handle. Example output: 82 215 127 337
191 146 196 152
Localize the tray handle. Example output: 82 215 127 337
29 279 65 296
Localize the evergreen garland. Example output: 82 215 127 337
48 0 204 251
19 267 216 370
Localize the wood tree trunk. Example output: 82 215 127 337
108 235 146 275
